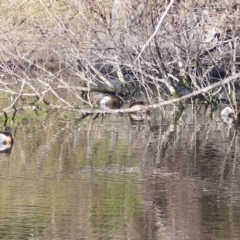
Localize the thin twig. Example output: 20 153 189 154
134 0 175 62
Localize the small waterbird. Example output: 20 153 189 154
0 126 14 144
128 98 150 121
100 91 126 109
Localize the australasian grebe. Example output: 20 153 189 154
128 98 150 121
0 126 14 144
100 91 125 109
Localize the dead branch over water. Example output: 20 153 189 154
73 72 240 115
0 0 239 115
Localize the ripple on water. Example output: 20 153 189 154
0 106 239 239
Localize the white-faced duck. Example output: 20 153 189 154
0 126 14 145
100 92 126 109
128 98 150 121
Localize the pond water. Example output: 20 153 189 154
0 103 240 240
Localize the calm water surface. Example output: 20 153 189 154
0 104 240 240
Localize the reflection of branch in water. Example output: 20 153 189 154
107 126 120 165
3 107 17 123
3 112 8 122
200 103 218 120
75 112 115 122
152 126 163 168
75 113 95 122
142 132 153 171
146 115 173 166
93 113 101 120
172 103 185 126
219 130 237 184
159 129 175 161
155 106 185 161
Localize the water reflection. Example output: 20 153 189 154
0 142 13 154
1 105 240 239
